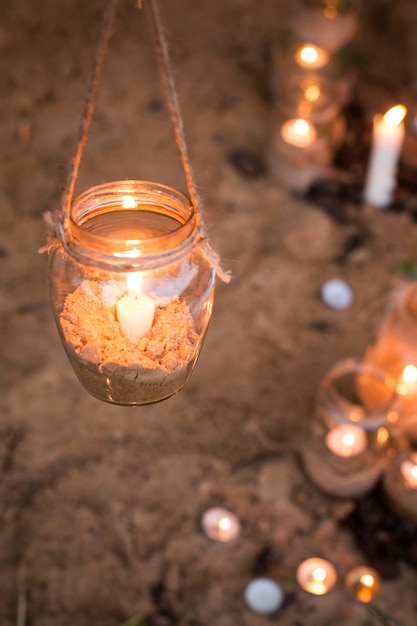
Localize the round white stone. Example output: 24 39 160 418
244 578 284 614
320 278 353 310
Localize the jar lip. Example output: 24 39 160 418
64 180 200 270
320 357 396 424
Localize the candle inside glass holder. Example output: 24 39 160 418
47 180 217 406
296 558 337 595
201 507 241 542
366 284 417 417
345 566 382 603
383 414 417 522
269 76 344 192
300 358 395 497
289 0 361 54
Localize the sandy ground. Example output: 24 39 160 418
1 0 417 624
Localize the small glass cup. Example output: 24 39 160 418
366 285 417 418
289 0 362 54
300 358 396 497
269 76 344 191
383 414 417 522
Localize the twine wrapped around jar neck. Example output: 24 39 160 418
40 0 231 284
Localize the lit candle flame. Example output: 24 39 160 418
383 105 407 128
295 44 329 69
396 364 417 395
341 432 355 450
127 271 143 297
360 574 375 587
304 84 321 102
312 567 327 583
218 517 232 531
281 118 317 148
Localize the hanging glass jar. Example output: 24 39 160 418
299 358 396 497
47 180 216 406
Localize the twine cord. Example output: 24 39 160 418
43 0 230 282
60 0 118 222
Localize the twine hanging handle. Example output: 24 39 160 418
146 0 231 282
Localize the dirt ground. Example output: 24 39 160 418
2 0 417 624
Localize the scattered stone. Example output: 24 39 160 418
244 578 284 614
320 278 353 310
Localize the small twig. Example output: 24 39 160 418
366 605 406 626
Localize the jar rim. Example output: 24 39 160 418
64 180 200 270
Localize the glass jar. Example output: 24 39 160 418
48 180 216 406
300 358 396 497
366 285 417 417
383 414 417 523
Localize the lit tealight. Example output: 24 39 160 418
280 118 317 148
396 364 417 396
201 507 241 542
295 44 329 69
325 424 367 458
400 455 417 488
345 566 382 603
296 558 337 595
244 578 284 614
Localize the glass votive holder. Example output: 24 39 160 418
345 566 382 603
296 557 338 595
269 76 344 192
289 0 362 54
383 414 417 523
300 358 396 497
366 285 417 418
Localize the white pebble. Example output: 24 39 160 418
321 278 353 310
244 578 284 614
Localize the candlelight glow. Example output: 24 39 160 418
218 517 232 531
127 271 143 296
295 44 329 69
360 573 375 587
342 432 355 449
312 567 327 583
304 83 321 102
396 364 417 396
383 105 407 128
296 558 337 595
122 195 136 209
281 118 317 148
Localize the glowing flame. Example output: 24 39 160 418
360 574 375 588
304 84 321 102
341 432 355 449
402 364 417 384
218 517 232 531
312 567 327 583
300 45 319 65
383 105 407 128
127 271 143 297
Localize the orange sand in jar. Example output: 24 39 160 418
59 280 199 404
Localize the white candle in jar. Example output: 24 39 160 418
325 424 367 457
296 558 337 595
364 104 407 208
116 271 155 339
400 455 417 488
201 507 241 542
281 118 317 148
295 44 329 69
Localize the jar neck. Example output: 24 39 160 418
63 180 200 270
